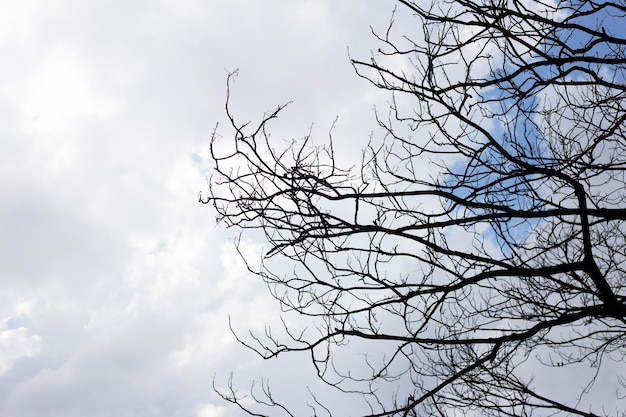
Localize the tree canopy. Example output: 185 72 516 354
202 1 626 416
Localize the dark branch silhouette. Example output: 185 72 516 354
202 1 626 416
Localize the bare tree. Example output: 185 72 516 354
201 1 626 416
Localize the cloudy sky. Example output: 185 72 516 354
0 1 395 416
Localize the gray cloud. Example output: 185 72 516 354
0 1 398 416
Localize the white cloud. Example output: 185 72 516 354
0 328 41 376
196 402 226 417
20 44 119 135
0 0 394 415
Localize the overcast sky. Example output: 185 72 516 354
4 1 626 417
0 1 400 416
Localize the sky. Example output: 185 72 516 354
3 2 625 417
0 1 395 416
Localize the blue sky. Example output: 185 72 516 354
0 1 393 416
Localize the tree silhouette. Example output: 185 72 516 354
201 1 626 416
